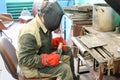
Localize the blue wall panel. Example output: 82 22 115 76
58 0 74 7
6 0 33 3
0 0 7 13
75 0 106 5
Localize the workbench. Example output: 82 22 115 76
72 26 120 80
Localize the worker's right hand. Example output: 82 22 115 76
41 51 60 67
52 37 67 52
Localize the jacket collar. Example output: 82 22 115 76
35 14 48 33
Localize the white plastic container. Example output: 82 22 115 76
93 3 115 32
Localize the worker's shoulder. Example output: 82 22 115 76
24 18 37 27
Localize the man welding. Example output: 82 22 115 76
17 0 77 80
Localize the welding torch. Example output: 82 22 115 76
57 43 87 55
56 43 78 55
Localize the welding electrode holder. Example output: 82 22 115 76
56 42 63 56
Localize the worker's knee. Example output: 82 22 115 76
58 63 73 80
60 63 71 72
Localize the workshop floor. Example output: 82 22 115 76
0 22 120 80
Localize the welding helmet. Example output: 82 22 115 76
40 1 64 31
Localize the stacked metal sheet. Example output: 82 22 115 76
64 4 93 20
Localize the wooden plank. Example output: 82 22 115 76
101 47 112 57
82 26 120 59
99 32 120 59
80 34 107 49
82 25 99 34
75 36 106 63
90 49 106 63
96 47 111 61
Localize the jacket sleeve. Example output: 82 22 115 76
18 34 44 68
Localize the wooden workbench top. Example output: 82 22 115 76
73 26 120 63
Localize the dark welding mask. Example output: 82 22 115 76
41 1 64 31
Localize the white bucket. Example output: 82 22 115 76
93 3 115 32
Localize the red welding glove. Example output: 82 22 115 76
52 37 67 52
41 51 60 67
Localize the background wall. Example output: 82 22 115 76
6 0 74 7
0 0 7 13
75 0 106 5
6 0 33 3
58 0 74 7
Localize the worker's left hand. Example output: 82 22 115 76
41 51 60 67
52 37 67 52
